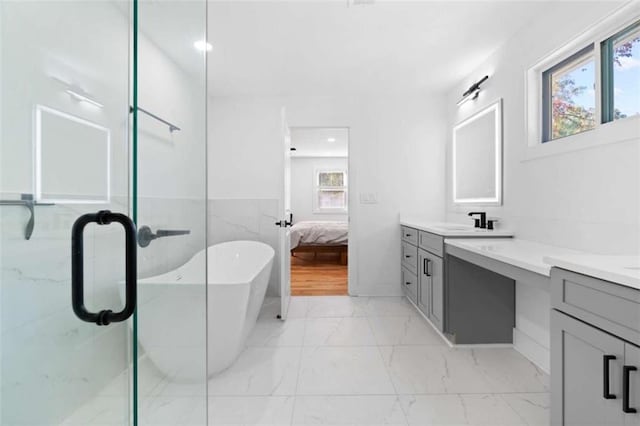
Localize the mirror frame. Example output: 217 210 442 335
34 104 111 204
452 98 503 206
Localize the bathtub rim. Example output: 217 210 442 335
135 240 275 286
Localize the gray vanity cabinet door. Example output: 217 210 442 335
624 343 640 426
417 249 431 317
551 310 625 426
428 254 444 331
417 249 444 331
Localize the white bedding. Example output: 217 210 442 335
290 221 348 250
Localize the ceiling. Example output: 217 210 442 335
135 1 592 97
206 1 556 97
290 127 349 157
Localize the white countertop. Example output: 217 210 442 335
445 238 585 276
400 219 514 237
544 254 640 290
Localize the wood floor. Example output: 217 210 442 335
291 252 348 296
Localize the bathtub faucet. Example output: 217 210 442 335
137 225 191 248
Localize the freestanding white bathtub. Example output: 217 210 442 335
125 240 275 381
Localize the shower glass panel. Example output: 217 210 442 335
1 1 133 424
1 0 209 424
135 1 208 425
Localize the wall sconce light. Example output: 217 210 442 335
65 88 104 109
50 76 104 109
456 75 489 106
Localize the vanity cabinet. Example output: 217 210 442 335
400 224 514 337
400 226 445 332
551 267 640 426
418 248 444 331
401 226 419 304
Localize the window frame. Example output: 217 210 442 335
601 20 640 124
525 4 640 161
541 44 596 143
313 169 348 214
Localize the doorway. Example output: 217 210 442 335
288 127 350 296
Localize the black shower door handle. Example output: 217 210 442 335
72 210 137 326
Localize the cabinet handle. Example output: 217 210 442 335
405 233 411 237
423 258 431 277
603 355 617 399
405 281 411 286
623 365 637 413
405 254 412 258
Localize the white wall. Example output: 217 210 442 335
208 95 447 296
291 157 349 222
445 1 638 371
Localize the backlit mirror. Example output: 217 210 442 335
452 99 502 205
35 105 110 203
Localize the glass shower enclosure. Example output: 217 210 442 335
0 1 208 424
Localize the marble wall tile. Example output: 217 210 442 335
208 198 280 296
1 194 208 424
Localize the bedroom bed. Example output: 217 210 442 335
290 221 348 265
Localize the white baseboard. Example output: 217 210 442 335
513 327 550 374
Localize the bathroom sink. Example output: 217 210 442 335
431 224 472 231
428 224 506 234
401 219 514 237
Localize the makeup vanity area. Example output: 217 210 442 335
400 98 640 425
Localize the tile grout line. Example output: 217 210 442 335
288 308 309 425
366 314 411 426
146 391 551 398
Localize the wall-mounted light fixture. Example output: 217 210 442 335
65 88 104 109
456 75 489 106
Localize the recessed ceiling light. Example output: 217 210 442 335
194 40 212 52
327 137 336 143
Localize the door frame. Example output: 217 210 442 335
284 125 354 297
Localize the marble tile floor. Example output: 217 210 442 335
63 296 549 426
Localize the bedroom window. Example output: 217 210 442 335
314 170 347 213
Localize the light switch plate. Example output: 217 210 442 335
360 192 378 204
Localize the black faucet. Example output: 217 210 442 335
468 212 487 229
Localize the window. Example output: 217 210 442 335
314 170 347 213
528 8 640 157
601 21 640 123
542 45 596 142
